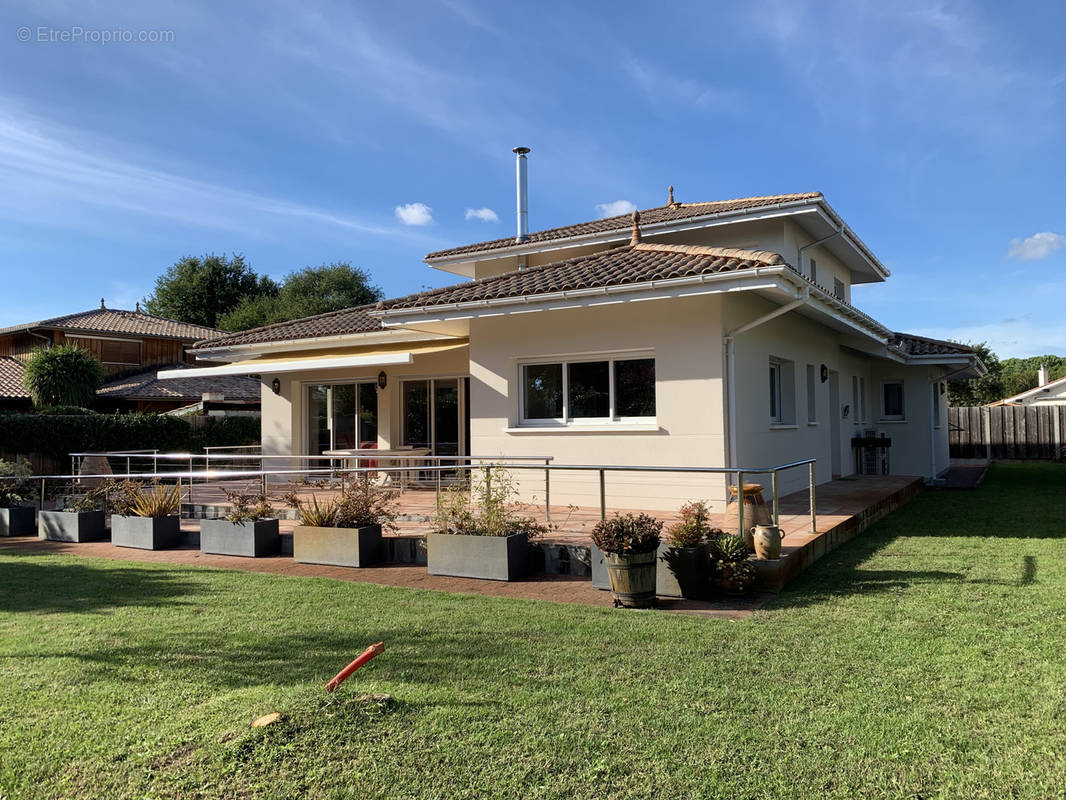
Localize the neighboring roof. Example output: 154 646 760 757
0 356 26 398
993 374 1066 406
96 364 261 401
192 305 383 350
382 243 787 310
887 333 976 357
425 192 823 260
0 307 222 341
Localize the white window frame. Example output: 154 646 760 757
517 353 656 427
769 361 783 424
881 379 906 421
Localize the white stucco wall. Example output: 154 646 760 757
467 295 728 512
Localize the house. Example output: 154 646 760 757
173 154 984 509
0 302 259 412
991 365 1066 407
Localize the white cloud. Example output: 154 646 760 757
394 202 434 226
464 207 499 222
595 200 637 218
1007 232 1066 261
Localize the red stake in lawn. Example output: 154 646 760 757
325 642 385 692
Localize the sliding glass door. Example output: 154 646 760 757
307 382 378 455
401 377 469 458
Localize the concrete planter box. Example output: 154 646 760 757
200 518 280 557
656 542 711 599
426 532 527 581
111 515 182 550
39 510 106 542
0 506 36 537
293 524 381 568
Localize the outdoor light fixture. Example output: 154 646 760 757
377 371 387 390
820 364 829 383
271 378 281 395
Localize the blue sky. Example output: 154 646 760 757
0 0 1063 356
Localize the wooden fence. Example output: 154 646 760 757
949 406 1066 460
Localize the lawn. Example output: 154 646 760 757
2 463 1066 799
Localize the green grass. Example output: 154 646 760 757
2 463 1066 799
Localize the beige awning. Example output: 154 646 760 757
157 340 468 380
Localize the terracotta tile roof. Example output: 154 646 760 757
888 333 975 357
0 356 26 398
425 192 823 260
191 305 383 350
381 242 787 311
96 365 261 401
0 308 222 341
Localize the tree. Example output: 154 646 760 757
23 345 104 409
217 262 384 331
947 342 1002 407
143 254 278 329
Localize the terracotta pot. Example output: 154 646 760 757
752 523 782 560
603 550 658 608
722 484 772 546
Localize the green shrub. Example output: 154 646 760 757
23 345 104 408
0 413 259 459
592 513 663 555
0 458 32 508
666 501 719 548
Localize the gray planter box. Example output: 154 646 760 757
200 518 280 557
0 506 36 537
39 510 106 542
293 524 381 568
111 515 182 550
655 542 711 599
426 532 527 581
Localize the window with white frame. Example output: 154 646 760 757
806 364 817 423
882 380 905 420
519 355 655 425
769 357 796 425
852 375 867 424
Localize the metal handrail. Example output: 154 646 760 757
11 457 818 536
68 451 554 462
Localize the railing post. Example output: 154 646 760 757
736 469 745 540
126 455 131 476
39 478 45 512
599 469 606 521
808 461 817 535
544 460 551 523
187 455 194 505
771 469 780 527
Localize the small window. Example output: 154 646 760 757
567 361 610 419
882 380 905 420
833 278 846 300
100 339 140 365
523 364 563 420
806 364 817 423
769 362 782 424
809 258 818 285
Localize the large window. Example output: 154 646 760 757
402 377 469 457
100 339 140 365
306 382 378 455
882 380 905 421
520 356 655 424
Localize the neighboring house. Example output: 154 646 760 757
173 177 983 509
0 302 259 412
991 366 1066 407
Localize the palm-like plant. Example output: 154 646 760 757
129 483 181 518
22 345 104 409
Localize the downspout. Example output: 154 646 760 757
723 289 809 476
797 224 845 278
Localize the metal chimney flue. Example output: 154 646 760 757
513 146 530 243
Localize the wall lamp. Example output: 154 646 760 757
377 371 388 390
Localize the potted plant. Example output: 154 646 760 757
710 533 756 596
657 502 718 599
427 469 548 581
0 458 35 537
200 490 280 557
592 513 663 608
287 474 398 568
39 482 111 542
111 482 182 550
